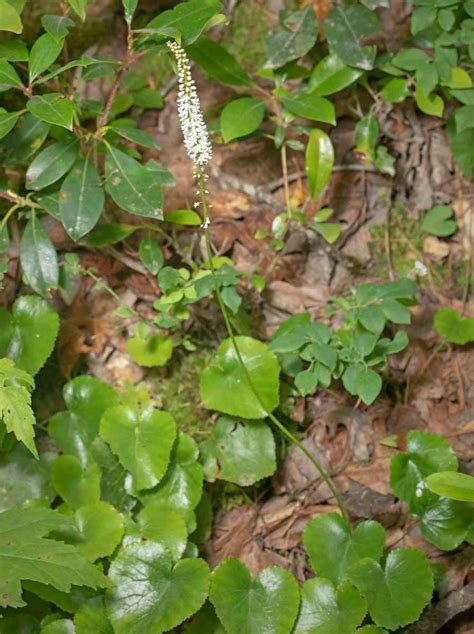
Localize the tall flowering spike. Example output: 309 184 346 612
167 40 213 167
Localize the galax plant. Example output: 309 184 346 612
0 0 473 633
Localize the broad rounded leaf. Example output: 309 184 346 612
107 539 210 633
434 308 474 345
200 336 280 419
426 471 474 502
137 502 188 563
0 0 22 33
27 94 74 131
420 497 474 550
0 445 54 512
0 295 59 375
20 215 58 296
306 129 334 199
421 205 456 237
51 455 101 509
210 559 300 634
60 157 105 240
26 140 78 191
308 53 362 96
100 405 176 490
281 94 335 125
380 78 410 103
201 416 276 486
349 548 433 630
324 5 380 70
126 334 173 367
74 596 113 634
295 578 367 634
265 8 317 69
303 513 386 586
415 88 444 117
220 98 265 143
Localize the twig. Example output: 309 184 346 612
385 204 395 280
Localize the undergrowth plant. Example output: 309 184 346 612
0 0 473 632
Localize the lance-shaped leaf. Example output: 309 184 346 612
0 59 23 91
210 559 300 634
0 295 59 375
26 140 78 191
60 156 104 240
0 108 19 139
27 93 74 130
281 93 335 125
0 506 106 608
306 129 334 199
41 15 75 42
106 539 210 633
105 145 163 219
19 214 59 295
143 0 223 45
29 33 64 82
100 405 176 490
0 113 50 165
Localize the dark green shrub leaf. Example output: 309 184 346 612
0 113 50 164
107 540 210 633
139 236 164 274
164 209 202 225
434 308 474 345
51 454 101 509
281 93 335 125
109 124 159 149
100 405 176 490
0 59 23 91
187 36 252 87
144 0 223 45
420 497 474 550
349 548 433 629
201 416 276 486
295 578 367 634
0 505 105 608
421 205 456 237
303 513 386 586
380 78 410 103
266 8 318 69
0 295 59 375
305 129 334 199
324 5 380 70
0 108 19 139
454 105 474 133
447 125 474 179
344 365 382 405
126 333 173 367
48 376 118 465
426 471 474 502
308 53 362 96
26 140 78 191
390 431 458 511
86 223 136 247
105 145 163 218
0 444 54 512
20 215 58 295
355 112 379 163
60 157 105 240
210 559 300 634
41 15 74 42
122 0 138 24
220 98 265 143
0 0 22 33
200 336 280 419
68 0 88 21
27 93 74 130
29 33 64 82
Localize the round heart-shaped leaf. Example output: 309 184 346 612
349 548 433 630
51 455 101 509
126 334 173 367
63 502 124 562
0 445 54 512
303 513 386 586
137 502 188 563
210 558 300 634
0 295 59 376
74 596 113 634
107 540 210 633
200 337 280 419
100 405 176 491
420 497 474 550
294 578 367 634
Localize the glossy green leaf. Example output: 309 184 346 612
380 78 410 103
122 0 138 24
142 433 202 511
41 618 75 634
100 405 176 490
306 128 334 199
0 505 105 608
107 539 210 633
411 6 436 34
434 307 474 345
266 7 318 69
137 502 188 562
303 513 386 586
86 223 136 247
0 445 54 512
144 0 223 45
295 578 367 634
51 454 101 509
105 145 163 218
421 205 456 236
0 113 49 164
308 53 363 96
164 209 202 225
126 334 173 367
0 295 59 375
68 0 88 21
26 140 78 191
200 336 280 419
415 87 444 117
187 36 252 87
201 416 276 486
109 124 159 149
420 497 474 550
281 93 335 125
138 236 164 274
0 108 19 139
60 157 104 240
324 5 380 70
426 471 474 502
0 59 23 91
355 112 379 163
41 15 74 42
390 431 458 512
349 548 433 630
0 0 22 33
210 559 300 634
48 376 118 466
74 597 113 634
221 98 265 143
19 215 58 295
27 94 74 130
29 33 64 82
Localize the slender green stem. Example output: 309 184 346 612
196 168 349 524
280 144 292 220
0 203 20 230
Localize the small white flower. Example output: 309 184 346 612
167 40 213 167
414 260 428 277
415 481 426 498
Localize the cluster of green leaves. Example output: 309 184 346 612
270 279 416 405
391 431 474 550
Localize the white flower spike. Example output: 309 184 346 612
167 40 213 167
